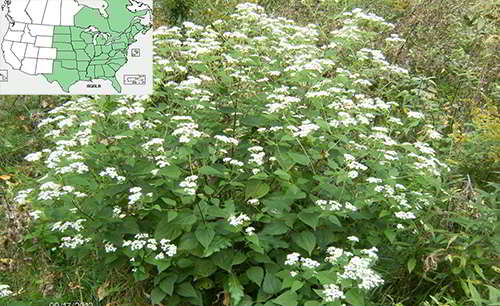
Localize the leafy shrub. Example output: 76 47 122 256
8 3 453 305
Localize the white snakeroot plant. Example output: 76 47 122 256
12 3 450 304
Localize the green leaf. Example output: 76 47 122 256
162 165 181 179
345 288 365 306
177 282 198 298
202 236 232 257
274 169 291 180
292 230 316 255
288 152 310 166
227 274 245 306
245 181 270 199
407 258 416 274
195 225 215 249
384 229 396 244
263 272 282 294
304 302 321 306
273 290 298 306
199 165 225 178
261 222 290 235
159 274 177 295
246 266 264 286
151 287 167 304
298 211 320 230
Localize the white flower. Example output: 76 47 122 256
348 170 359 179
247 199 260 205
394 211 416 220
407 111 424 119
300 257 320 269
0 284 13 297
29 210 42 220
228 213 250 226
323 284 345 302
285 252 301 265
105 242 117 253
25 151 43 161
245 226 255 235
347 236 359 243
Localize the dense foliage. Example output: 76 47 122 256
0 1 498 305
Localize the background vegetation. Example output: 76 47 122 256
1 0 498 305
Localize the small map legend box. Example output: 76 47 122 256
124 74 146 85
0 70 7 82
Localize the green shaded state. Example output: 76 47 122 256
44 1 152 93
105 0 149 33
43 61 80 92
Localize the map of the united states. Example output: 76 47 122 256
1 0 151 93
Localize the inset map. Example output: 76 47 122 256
0 0 152 95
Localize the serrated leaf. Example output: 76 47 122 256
246 266 264 286
273 290 298 306
245 181 270 199
195 225 215 249
159 274 177 296
274 169 291 180
202 236 232 257
151 287 167 304
177 282 198 298
288 152 310 166
292 230 316 255
298 211 320 230
263 272 282 294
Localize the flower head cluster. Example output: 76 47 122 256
315 200 357 212
122 234 177 259
128 187 143 205
0 284 13 297
228 213 250 226
338 255 384 290
172 122 204 143
322 284 345 302
179 175 198 195
99 167 126 182
284 252 320 269
60 234 91 249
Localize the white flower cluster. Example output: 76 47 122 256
215 135 239 146
122 234 177 259
25 151 43 161
128 187 143 205
338 256 384 290
291 120 320 137
172 122 204 143
0 284 13 297
315 200 357 212
228 213 250 226
325 246 353 264
223 157 244 167
110 101 145 116
322 284 345 302
14 188 33 204
394 211 416 220
104 241 117 253
60 234 91 249
179 175 198 195
284 252 320 269
55 161 89 174
112 206 126 219
248 146 265 166
99 167 126 182
52 219 86 232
